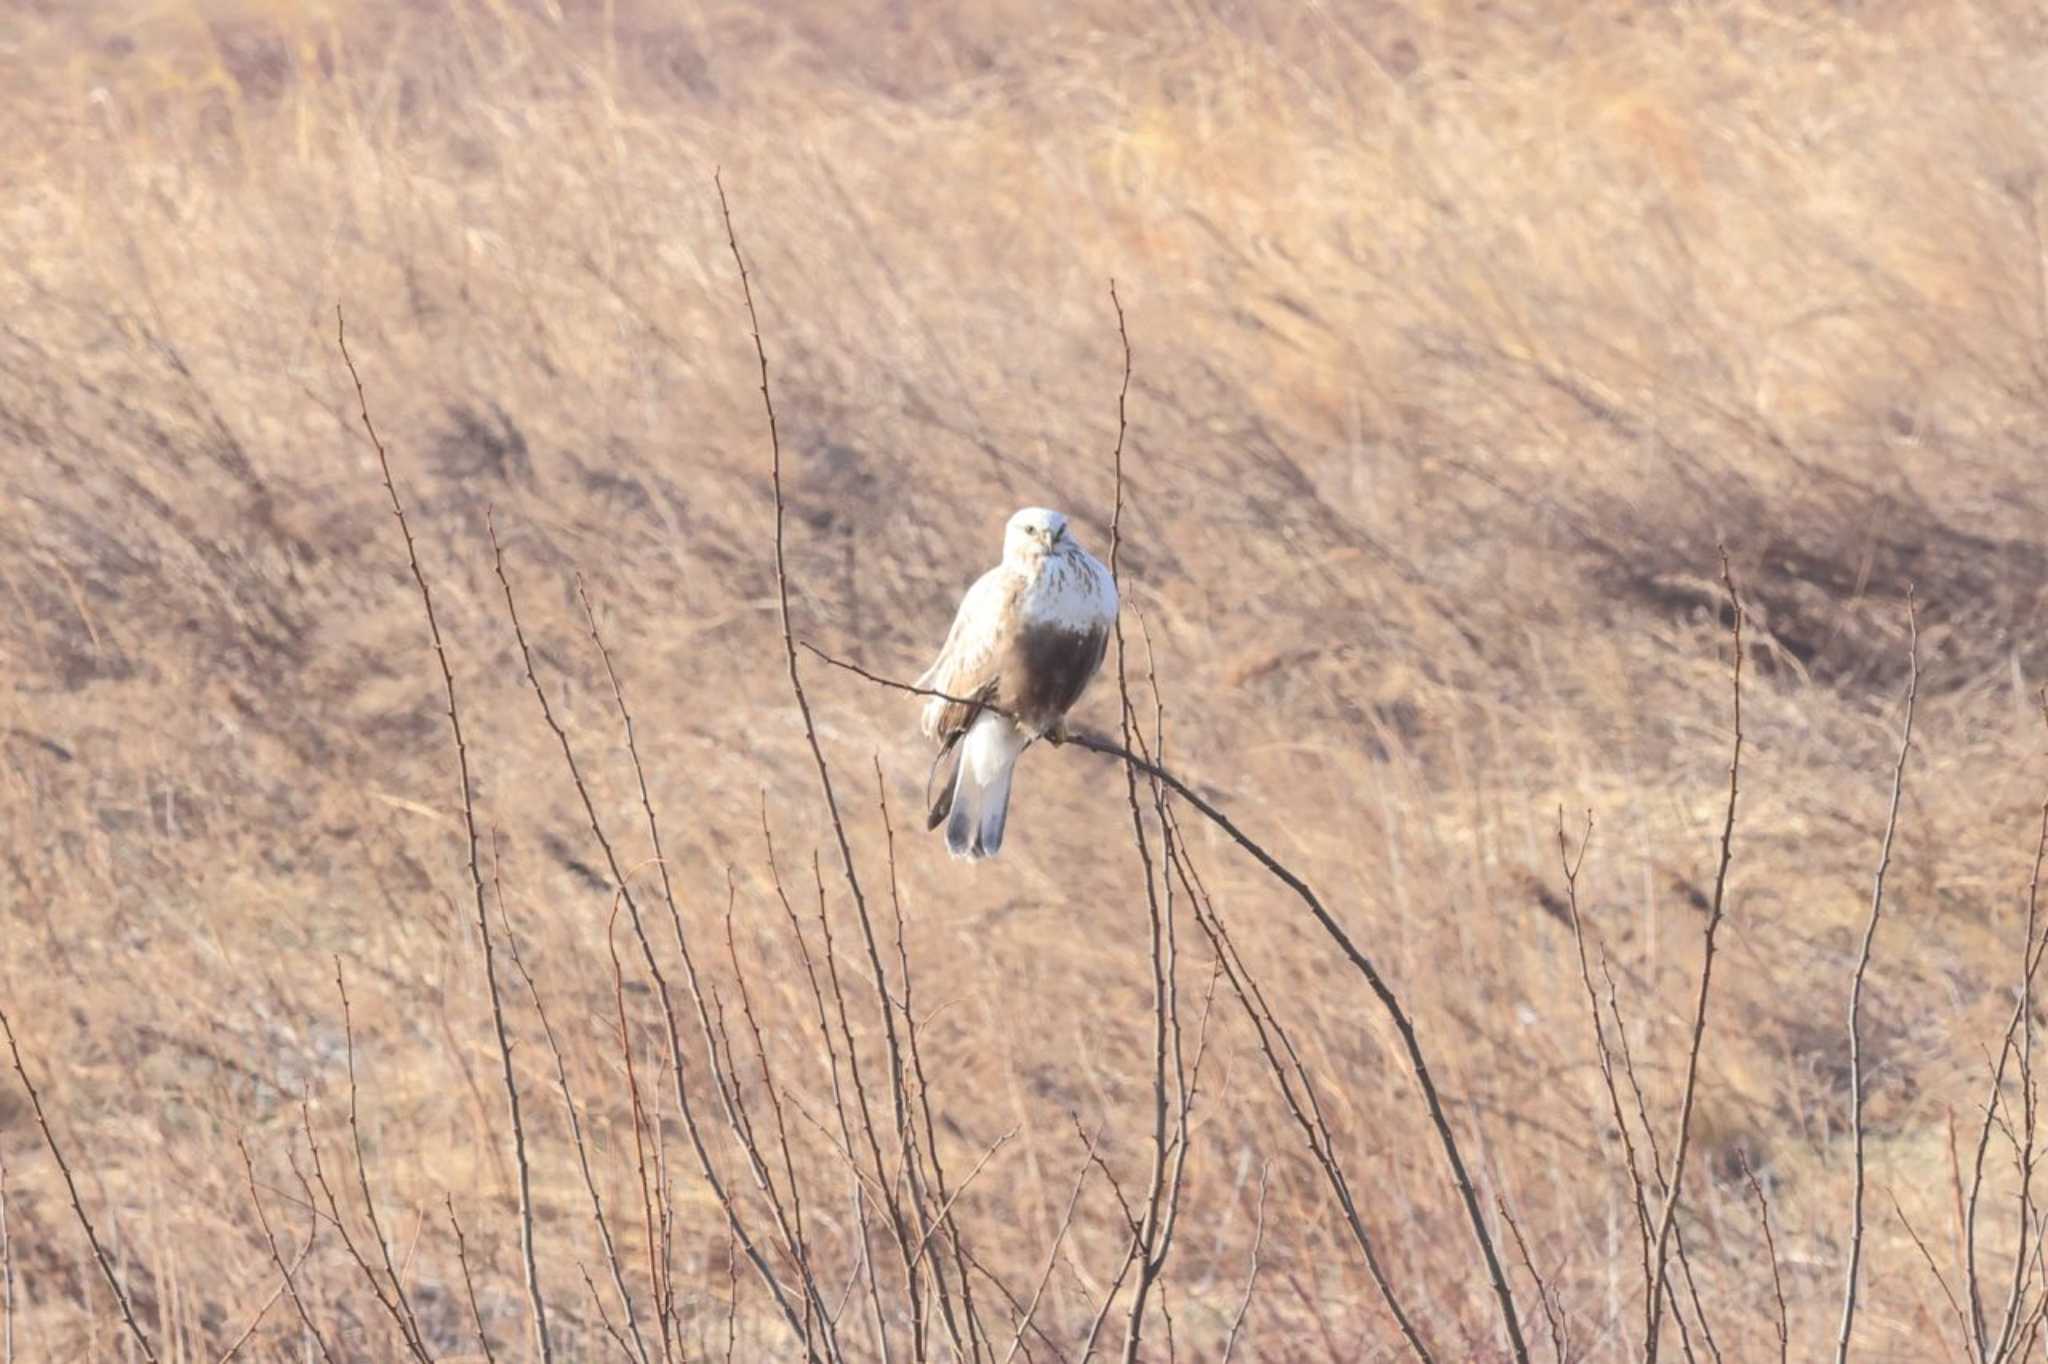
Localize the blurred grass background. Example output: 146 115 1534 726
4 0 2048 1357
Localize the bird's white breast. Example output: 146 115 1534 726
1018 547 1117 632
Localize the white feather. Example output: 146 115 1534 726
1019 546 1118 633
945 711 1031 859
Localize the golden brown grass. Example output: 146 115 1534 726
6 0 2048 1358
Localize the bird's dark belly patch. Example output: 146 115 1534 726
1002 624 1107 731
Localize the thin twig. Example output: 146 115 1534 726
1894 1187 1976 1349
1645 551 1745 1362
1738 1154 1789 1364
1837 589 1920 1363
236 1136 334 1364
1098 281 1182 1364
578 1262 640 1363
1592 952 1701 1364
1499 1196 1566 1364
606 896 670 1357
337 311 553 1364
213 1231 309 1364
447 1195 502 1364
1557 812 1657 1301
0 1151 11 1364
968 1239 1076 1364
875 755 989 1362
727 850 831 1362
298 998 432 1363
500 886 654 1364
1003 1134 1100 1364
1129 623 1211 1354
1218 1164 1270 1364
906 1130 1020 1277
1565 812 1712 1361
727 1222 741 1364
804 841 935 1356
1967 702 2048 1360
0 1006 160 1363
1992 696 2048 1364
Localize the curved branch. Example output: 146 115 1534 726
800 641 1527 1361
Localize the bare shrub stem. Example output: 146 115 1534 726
1 1150 11 1364
717 169 981 1361
1558 813 1657 1287
1098 281 1190 1364
1962 696 2048 1363
1643 553 1745 1362
492 531 830 1356
236 1136 333 1364
337 311 553 1364
497 872 655 1364
1836 591 1920 1362
1219 1164 1271 1364
1002 1134 1098 1364
0 1006 160 1363
1172 823 1433 1358
446 1196 501 1364
1739 1153 1790 1364
803 636 1522 1356
316 968 432 1361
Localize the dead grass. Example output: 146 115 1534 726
5 0 2048 1357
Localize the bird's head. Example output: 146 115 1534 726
1003 507 1071 563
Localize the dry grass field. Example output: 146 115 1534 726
6 0 2048 1359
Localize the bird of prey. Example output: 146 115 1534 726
917 507 1118 859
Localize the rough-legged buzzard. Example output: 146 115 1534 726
917 507 1118 859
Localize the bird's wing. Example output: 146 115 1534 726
916 566 1020 745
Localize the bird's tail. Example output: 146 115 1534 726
935 713 1029 860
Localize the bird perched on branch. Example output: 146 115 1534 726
917 507 1118 859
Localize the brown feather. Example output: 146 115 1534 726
917 569 1024 745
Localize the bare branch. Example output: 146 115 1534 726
236 1136 334 1364
1967 700 2048 1360
1174 834 1434 1360
717 165 949 1364
1991 695 2048 1364
337 311 552 1364
298 993 432 1363
874 756 991 1360
1738 1153 1789 1364
446 1195 501 1364
0 1006 160 1363
1218 1164 1270 1364
1 1150 11 1364
806 631 1524 1357
490 508 828 1353
498 883 655 1364
1557 812 1656 1297
213 1232 308 1364
1837 590 1920 1362
1645 551 1745 1362
578 1262 641 1362
1499 1195 1566 1364
1894 1187 1976 1349
1095 282 1185 1364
